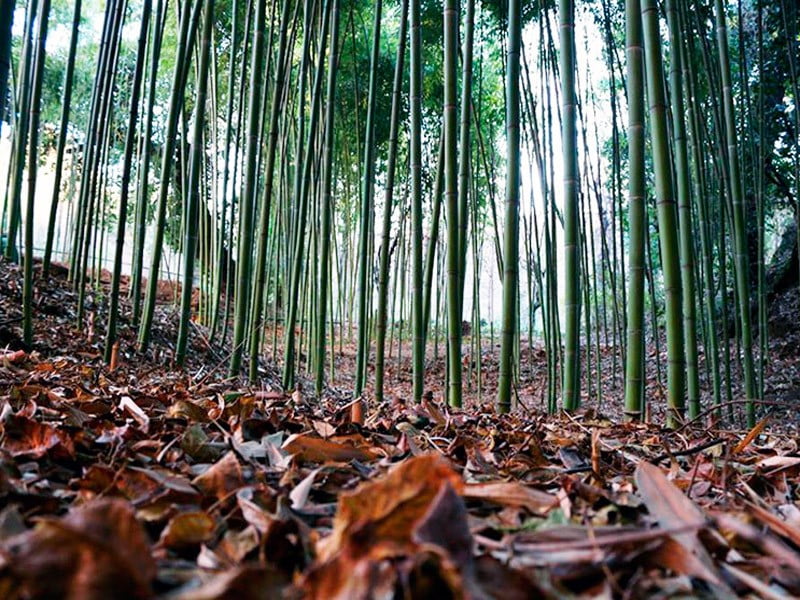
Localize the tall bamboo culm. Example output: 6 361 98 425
410 0 425 404
560 0 580 411
443 0 462 408
497 0 521 414
623 0 646 420
641 0 685 426
714 0 757 427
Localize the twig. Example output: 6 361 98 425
512 521 706 553
650 438 725 464
722 564 788 600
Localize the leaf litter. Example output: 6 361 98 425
1 261 800 598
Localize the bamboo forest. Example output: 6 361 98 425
0 0 799 596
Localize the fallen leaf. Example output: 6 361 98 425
172 565 289 599
0 350 26 364
634 462 720 584
236 487 277 534
0 499 154 599
192 451 244 501
290 467 322 509
414 482 474 570
309 454 461 572
119 396 149 431
643 536 719 581
159 511 215 549
0 414 75 459
463 481 557 514
282 432 377 463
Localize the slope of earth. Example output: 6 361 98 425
1 259 800 598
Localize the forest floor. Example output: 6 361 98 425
1 258 800 598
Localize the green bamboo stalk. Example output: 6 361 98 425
69 1 110 277
642 0 685 426
665 0 700 418
22 0 51 345
176 0 213 366
283 0 332 388
422 134 444 346
456 0 474 319
375 0 408 403
410 0 425 403
314 0 342 395
139 0 202 350
560 0 580 411
228 0 267 374
208 0 239 337
680 0 721 410
714 0 756 426
105 0 152 362
443 0 462 408
497 0 520 414
4 0 37 261
77 0 133 324
0 0 14 132
42 0 81 275
130 0 166 325
249 0 292 381
353 0 383 398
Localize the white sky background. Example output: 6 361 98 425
2 3 184 282
461 6 616 331
4 2 616 330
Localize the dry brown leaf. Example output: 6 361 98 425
0 499 154 599
303 459 472 600
236 487 277 534
0 414 75 459
713 511 800 572
757 455 800 473
746 501 800 548
473 555 555 599
316 453 462 562
119 396 149 430
290 467 322 509
192 451 244 501
282 432 377 463
463 481 557 514
159 511 216 549
0 349 26 364
167 399 210 422
643 536 720 582
634 462 720 584
172 565 289 599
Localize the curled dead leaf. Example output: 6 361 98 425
317 453 463 562
0 414 75 459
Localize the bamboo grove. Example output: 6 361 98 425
0 0 797 428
